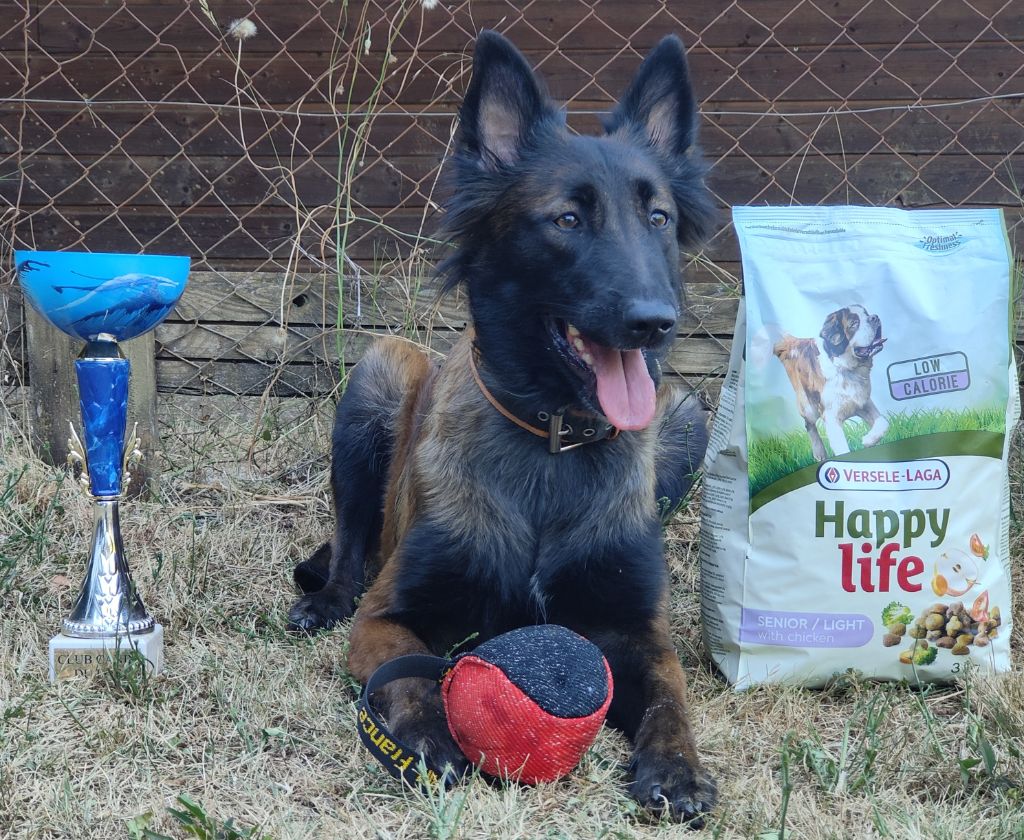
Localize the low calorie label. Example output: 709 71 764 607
887 352 970 401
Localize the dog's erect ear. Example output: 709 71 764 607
605 35 713 246
820 308 854 358
606 35 698 158
459 30 552 168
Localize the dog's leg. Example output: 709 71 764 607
654 385 709 523
822 412 850 457
289 341 429 631
596 618 716 825
860 401 889 447
805 419 828 461
293 541 332 593
347 582 470 779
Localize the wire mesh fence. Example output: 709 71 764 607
2 0 1022 448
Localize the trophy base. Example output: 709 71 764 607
48 624 164 683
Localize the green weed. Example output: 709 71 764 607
95 643 161 704
785 687 894 796
164 793 271 840
759 732 795 840
412 759 479 840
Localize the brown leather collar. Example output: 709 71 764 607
469 346 619 454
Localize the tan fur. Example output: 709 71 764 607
773 335 826 421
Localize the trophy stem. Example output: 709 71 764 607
62 499 155 638
48 334 162 680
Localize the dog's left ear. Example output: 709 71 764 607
606 35 713 246
607 35 699 160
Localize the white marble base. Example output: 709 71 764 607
48 623 164 682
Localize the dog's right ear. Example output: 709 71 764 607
459 30 553 168
820 308 853 358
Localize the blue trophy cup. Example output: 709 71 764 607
16 251 190 681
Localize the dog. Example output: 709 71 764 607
772 305 888 460
288 31 716 823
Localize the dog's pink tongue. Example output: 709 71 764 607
588 344 657 431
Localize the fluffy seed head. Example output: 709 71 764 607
227 18 257 41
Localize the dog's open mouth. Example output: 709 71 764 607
546 318 657 431
855 327 887 359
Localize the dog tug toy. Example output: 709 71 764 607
357 624 613 786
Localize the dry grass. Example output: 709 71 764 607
0 399 1022 840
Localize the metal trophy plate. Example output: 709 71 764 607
15 250 190 681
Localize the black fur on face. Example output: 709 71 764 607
820 307 855 358
438 31 714 418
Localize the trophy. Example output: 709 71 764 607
15 250 190 682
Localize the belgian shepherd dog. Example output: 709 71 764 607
289 30 717 823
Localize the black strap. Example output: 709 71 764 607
357 654 454 788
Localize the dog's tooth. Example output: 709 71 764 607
581 352 594 366
573 338 586 352
567 324 580 338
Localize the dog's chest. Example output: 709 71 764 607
409 422 658 623
820 351 871 409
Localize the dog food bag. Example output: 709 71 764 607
701 206 1018 688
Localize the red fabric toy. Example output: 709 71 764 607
358 624 613 786
442 625 613 783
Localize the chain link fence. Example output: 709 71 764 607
2 0 1022 449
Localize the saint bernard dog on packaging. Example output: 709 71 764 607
771 304 888 460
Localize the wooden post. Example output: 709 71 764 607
25 306 161 498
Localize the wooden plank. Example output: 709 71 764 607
155 357 341 398
703 102 1024 159
13 204 444 263
2 105 456 159
7 42 1022 107
163 270 741 334
5 153 442 209
8 99 1024 159
9 151 1022 212
154 356 727 401
23 308 161 498
153 321 733 376
15 204 1024 265
14 272 1024 373
21 1 1022 56
156 338 1024 401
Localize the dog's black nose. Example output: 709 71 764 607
623 300 677 345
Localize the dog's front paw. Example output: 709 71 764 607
287 587 354 632
862 425 888 447
394 713 471 784
629 748 717 827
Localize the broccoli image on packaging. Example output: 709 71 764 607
912 644 938 666
881 601 913 628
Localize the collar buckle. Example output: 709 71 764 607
549 413 605 454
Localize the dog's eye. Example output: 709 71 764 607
554 212 579 229
649 210 669 228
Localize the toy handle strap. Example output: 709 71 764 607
357 653 454 788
